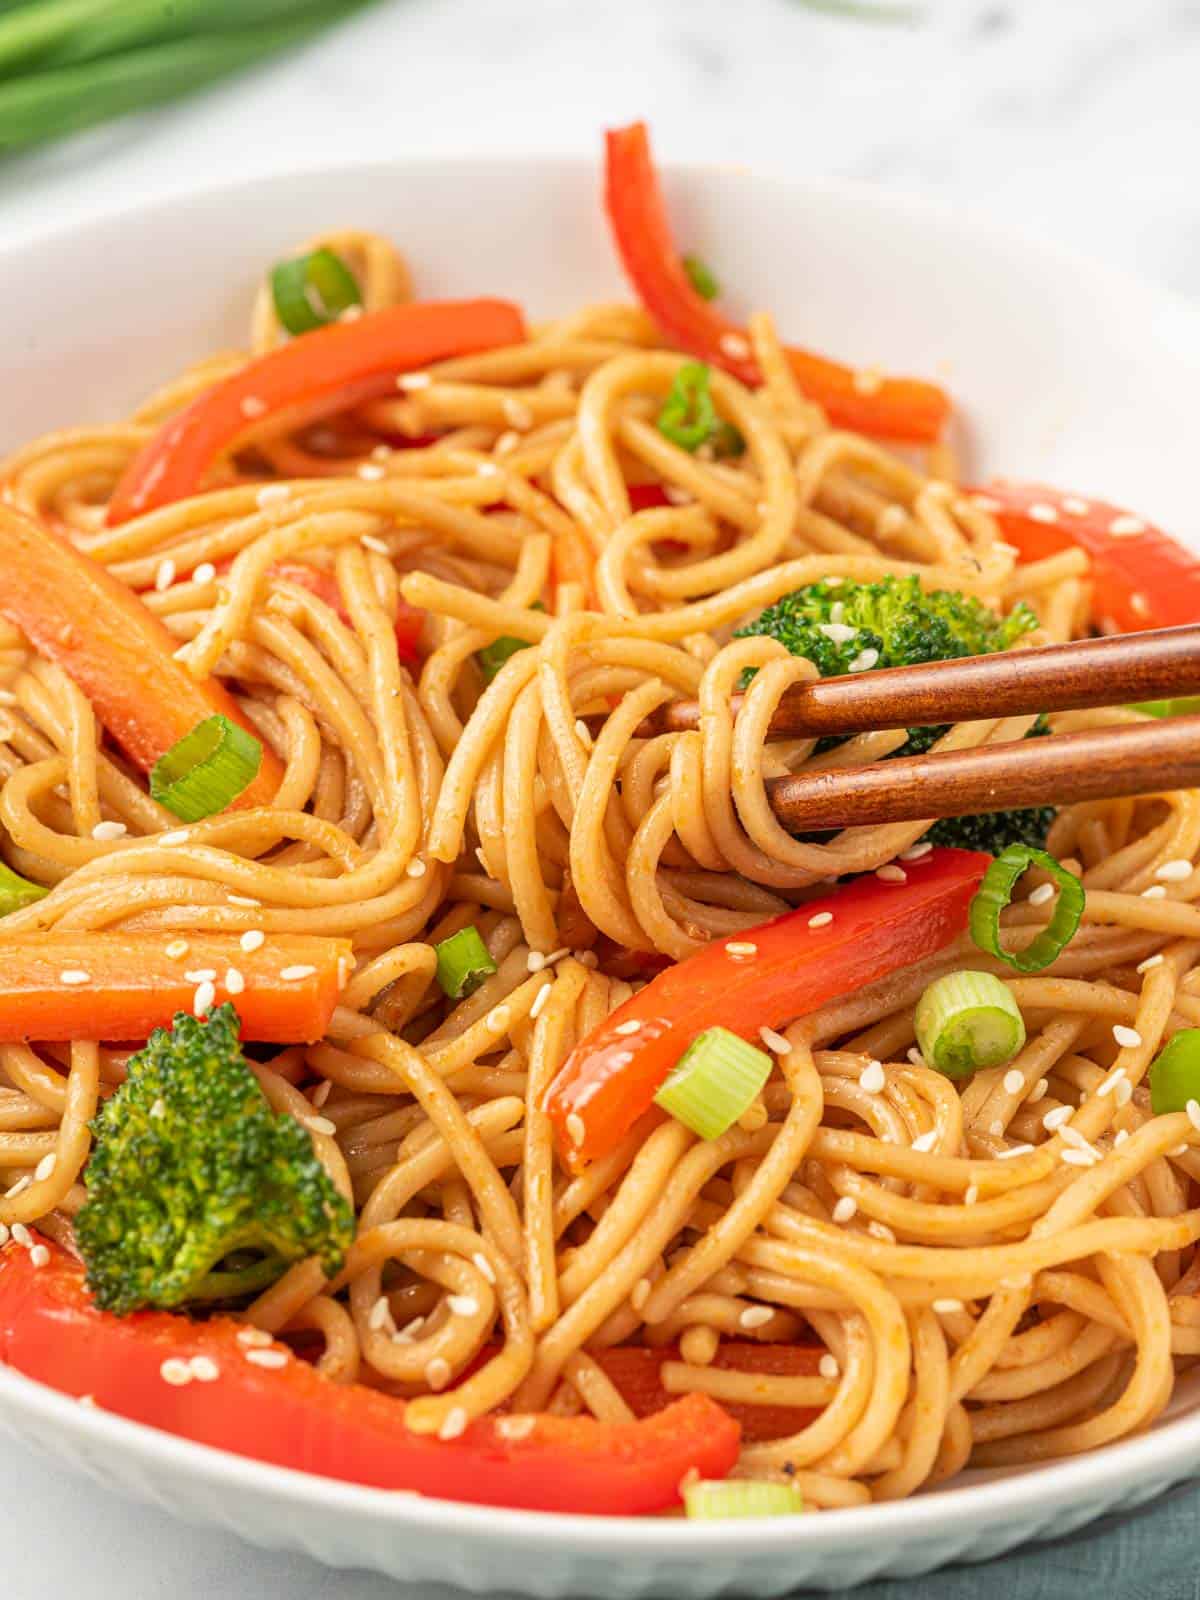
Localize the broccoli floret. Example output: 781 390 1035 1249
75 1003 353 1316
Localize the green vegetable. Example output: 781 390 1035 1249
1150 1030 1200 1116
969 845 1085 974
657 362 744 457
477 602 543 683
682 254 720 301
1131 696 1200 719
149 714 263 822
915 971 1025 1080
271 248 361 335
0 859 47 915
75 1003 353 1316
653 1025 773 1141
684 1479 804 1520
924 722 1055 857
435 926 497 999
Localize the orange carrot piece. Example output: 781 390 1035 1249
0 934 351 1043
0 504 282 805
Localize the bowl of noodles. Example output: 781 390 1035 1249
1 124 1200 1594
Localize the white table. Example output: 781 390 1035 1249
3 0 1198 1592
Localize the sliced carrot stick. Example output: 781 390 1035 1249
0 504 282 805
0 934 351 1043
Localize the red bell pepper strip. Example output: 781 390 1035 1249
0 504 283 803
604 122 951 444
974 480 1200 634
0 1240 739 1514
546 847 989 1169
593 1344 823 1443
266 562 425 668
108 299 527 525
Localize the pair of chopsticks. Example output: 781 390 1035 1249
637 624 1200 832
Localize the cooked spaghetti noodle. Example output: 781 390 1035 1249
2 203 1200 1515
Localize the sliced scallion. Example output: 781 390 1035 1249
271 248 361 336
1149 1030 1200 1115
434 926 497 999
654 1026 772 1141
969 844 1084 973
658 362 715 452
149 715 263 822
682 254 720 302
684 1478 804 1520
915 971 1025 1080
0 860 47 916
477 603 543 683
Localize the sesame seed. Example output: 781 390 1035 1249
576 950 599 970
526 951 546 973
1043 1105 1073 1130
1028 882 1055 907
150 1098 166 1118
1137 953 1165 974
438 1407 469 1441
1188 1100 1200 1134
59 970 90 986
185 969 218 983
739 1305 774 1329
239 929 265 954
867 1221 896 1243
245 1348 288 1370
1029 1078 1049 1103
486 1005 511 1031
1157 858 1193 882
447 1295 480 1318
280 965 316 982
495 430 521 455
476 460 501 477
369 1297 392 1332
227 894 261 908
530 983 551 1020
473 1251 497 1285
807 911 834 929
573 718 593 749
1114 1128 1131 1147
899 841 933 862
225 967 245 996
725 941 758 958
406 857 427 879
29 1244 49 1268
1062 497 1091 515
236 1327 273 1348
34 1153 56 1182
1097 1066 1126 1098
0 1224 7 1247
823 576 844 587
305 1116 336 1136
154 559 176 592
1109 515 1146 536
964 1184 980 1205
358 464 386 482
566 1112 586 1146
860 1061 886 1094
159 830 188 846
192 562 216 585
849 648 880 673
910 1130 938 1154
876 864 907 884
10 1222 31 1247
1003 1069 1025 1095
6 1178 30 1199
1142 885 1167 899
852 369 883 395
398 371 432 391
160 1358 193 1387
1000 1273 1032 1290
832 1196 858 1223
193 980 216 1015
424 1357 451 1391
817 622 858 644
1061 1148 1098 1167
91 820 127 841
189 1356 220 1383
933 1299 964 1315
818 1353 840 1379
240 396 267 419
995 1143 1035 1159
1058 1125 1091 1152
256 484 291 508
496 1414 536 1440
614 1019 642 1036
1115 1078 1134 1107
759 1026 791 1055
907 1047 926 1067
720 333 751 361
1113 1025 1142 1050
1028 503 1059 524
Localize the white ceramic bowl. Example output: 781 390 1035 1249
2 156 1200 1594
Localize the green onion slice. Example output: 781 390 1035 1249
915 971 1025 1080
149 715 263 822
477 603 543 683
657 362 720 452
1149 1029 1200 1115
682 254 720 301
0 860 48 916
654 1026 773 1141
969 844 1084 973
271 249 361 336
434 926 498 999
1131 696 1200 719
684 1478 804 1520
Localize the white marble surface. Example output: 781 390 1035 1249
2 0 1198 1593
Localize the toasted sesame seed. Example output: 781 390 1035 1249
476 460 500 477
1113 1025 1142 1049
0 1224 8 1247
566 1112 586 1146
849 648 880 673
28 1243 49 1268
472 1251 497 1285
497 1414 536 1441
160 1358 193 1386
1137 953 1165 973
398 371 432 391
1115 1078 1134 1107
236 1327 273 1348
154 558 176 592
526 951 547 973
860 1061 886 1094
192 981 216 1015
1029 1078 1049 1103
1097 1066 1126 1098
867 1221 896 1243
1061 1148 1098 1167
438 1406 469 1441
159 830 188 846
1003 1069 1025 1096
818 1353 840 1379
817 622 858 644
256 484 291 508
358 464 386 482
34 1153 56 1182
185 969 218 983
964 1184 980 1205
1028 503 1059 524
6 1178 30 1199
239 929 265 954
876 864 907 884
530 983 551 1020
91 820 128 841
10 1222 31 1247
59 970 90 986
486 1005 511 1031
189 1356 220 1383
361 535 391 559
907 1047 926 1067
280 965 316 982
1142 885 1167 899
245 1348 288 1369
995 1143 1035 1159
224 967 245 996
192 562 216 585
614 1019 642 1036
1157 858 1193 882
227 894 261 908
369 1297 393 1332
406 857 427 879
807 911 834 929
1188 1100 1200 1134
424 1356 452 1391
725 941 758 958
759 1026 791 1055
447 1295 479 1317
1062 497 1091 515
933 1299 964 1315
899 841 933 862
1028 882 1055 907
1059 1125 1092 1152
1114 1128 1131 1147
739 1305 774 1329
1043 1105 1073 1131
1001 1273 1033 1290
494 430 521 455
832 1196 858 1224
305 1116 336 1136
720 333 751 361
1109 515 1146 536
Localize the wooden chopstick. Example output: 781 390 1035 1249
638 624 1200 740
766 716 1200 832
